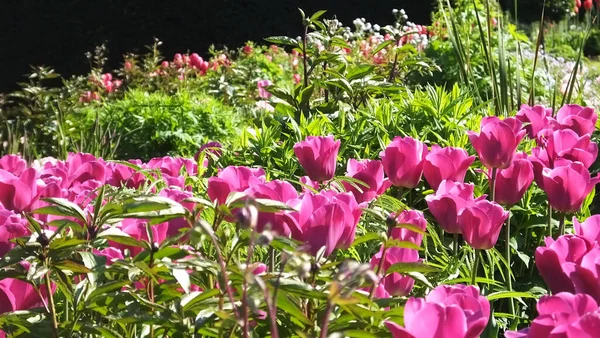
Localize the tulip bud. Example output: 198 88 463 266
236 200 259 229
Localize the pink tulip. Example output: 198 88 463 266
423 145 475 191
293 136 340 182
0 277 50 314
390 209 427 247
370 247 419 296
0 168 40 212
158 188 195 237
245 180 301 237
299 176 320 192
556 104 598 136
515 104 555 139
0 207 29 257
545 129 598 168
380 136 428 189
342 159 392 203
541 161 600 214
145 156 197 178
106 160 146 189
94 247 124 266
467 116 526 169
495 153 534 205
574 215 600 243
194 141 223 162
425 180 480 234
386 284 490 338
0 155 27 176
207 166 266 205
293 73 301 84
111 219 169 257
458 199 509 250
257 80 273 99
505 293 600 338
290 191 362 256
535 235 593 295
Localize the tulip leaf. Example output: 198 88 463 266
81 326 123 338
269 278 328 300
276 293 312 325
406 271 434 288
372 39 395 55
347 64 376 81
183 196 214 208
264 36 299 47
394 223 428 235
54 259 92 274
384 239 423 250
486 291 537 301
181 289 220 313
386 262 439 275
97 227 150 250
39 197 88 222
49 238 88 250
351 233 381 247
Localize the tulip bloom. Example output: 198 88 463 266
342 159 392 203
245 180 301 237
467 116 526 169
390 209 427 247
257 80 273 99
545 129 598 169
515 104 555 139
0 155 27 176
556 104 598 136
422 145 475 191
207 166 266 205
290 191 362 256
0 277 50 314
110 219 169 257
386 284 490 338
541 161 600 214
458 199 509 250
574 215 600 243
505 293 600 338
158 188 195 237
370 247 419 296
425 180 481 234
380 136 428 189
0 208 29 257
293 136 341 182
495 153 534 206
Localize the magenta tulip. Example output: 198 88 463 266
495 153 534 206
426 180 481 234
0 207 29 257
458 199 509 249
146 156 197 178
293 136 340 182
423 145 474 191
370 247 419 296
386 284 490 338
300 176 320 192
380 136 428 189
390 209 427 246
515 104 555 139
535 235 593 295
342 159 391 203
257 79 273 99
0 155 27 176
111 219 169 257
467 116 526 169
94 247 124 266
545 129 598 168
194 141 223 162
245 180 301 237
574 215 600 243
207 166 266 205
0 277 50 314
541 161 600 214
0 168 39 212
556 104 598 136
290 191 361 256
158 188 195 237
505 293 600 338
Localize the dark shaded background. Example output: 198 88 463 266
0 0 435 93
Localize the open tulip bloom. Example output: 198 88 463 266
467 116 526 169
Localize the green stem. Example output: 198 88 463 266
319 300 334 338
505 211 515 316
547 204 553 239
471 249 481 286
302 25 309 88
559 212 566 236
490 167 497 202
369 244 388 298
453 233 459 256
45 270 59 338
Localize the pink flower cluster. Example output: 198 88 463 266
80 72 123 102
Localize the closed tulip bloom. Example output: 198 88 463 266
467 116 526 169
541 161 600 214
458 199 509 250
0 207 29 257
505 293 600 338
158 188 195 237
380 136 428 189
370 247 419 296
426 180 481 234
495 153 534 206
535 235 593 295
386 284 490 338
390 209 427 247
574 215 600 243
245 180 301 237
207 166 266 205
556 104 598 136
342 159 392 203
515 104 555 139
293 136 341 182
545 129 598 168
423 145 475 191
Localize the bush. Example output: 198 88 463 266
81 89 240 160
499 0 574 23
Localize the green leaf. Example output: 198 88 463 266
351 233 381 247
384 239 423 250
264 36 299 47
54 259 92 274
309 10 327 22
49 238 88 250
37 197 87 222
276 293 311 325
173 269 191 294
270 278 327 300
87 280 131 302
372 40 394 55
347 65 376 81
386 262 439 274
182 289 221 312
97 227 150 250
486 291 538 301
